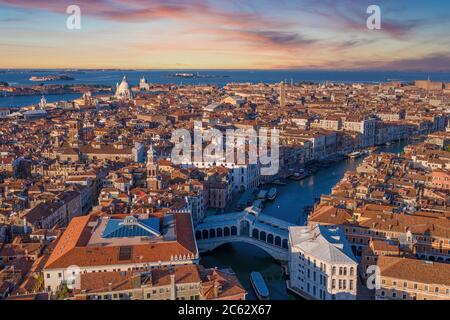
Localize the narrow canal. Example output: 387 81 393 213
200 141 409 300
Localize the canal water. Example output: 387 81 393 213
200 141 409 300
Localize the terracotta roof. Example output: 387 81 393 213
308 204 353 225
378 256 450 286
44 213 197 270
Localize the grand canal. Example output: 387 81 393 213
200 141 409 300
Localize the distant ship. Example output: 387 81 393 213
250 272 270 300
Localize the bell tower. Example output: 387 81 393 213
147 145 160 191
68 118 83 146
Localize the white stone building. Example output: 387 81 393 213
115 76 134 100
288 225 358 300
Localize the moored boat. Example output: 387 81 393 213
257 190 268 200
348 151 362 159
267 188 278 201
272 179 287 186
290 169 309 181
250 272 270 300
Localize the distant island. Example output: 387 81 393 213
29 75 75 82
164 72 230 79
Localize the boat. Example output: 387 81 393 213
252 199 264 210
272 179 287 186
348 151 362 159
250 272 270 300
367 147 378 154
267 188 278 201
290 169 310 181
257 190 268 200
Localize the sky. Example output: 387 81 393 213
0 0 449 70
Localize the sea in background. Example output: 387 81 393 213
1 69 450 108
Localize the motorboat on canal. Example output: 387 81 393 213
272 179 287 186
348 151 362 159
257 189 268 200
267 188 278 201
250 272 270 300
289 169 310 181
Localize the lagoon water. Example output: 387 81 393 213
2 69 450 108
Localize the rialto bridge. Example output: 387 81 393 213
195 208 294 261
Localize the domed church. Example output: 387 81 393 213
115 76 134 100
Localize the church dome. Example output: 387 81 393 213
115 76 133 100
118 76 130 91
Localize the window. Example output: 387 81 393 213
332 267 336 275
350 280 354 290
47 274 50 279
350 267 354 276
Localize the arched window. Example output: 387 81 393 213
216 228 223 237
195 231 202 240
230 226 237 236
282 239 288 249
267 234 274 244
209 229 216 238
202 230 209 239
252 229 259 239
350 267 354 276
224 227 230 236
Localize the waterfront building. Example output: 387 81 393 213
288 225 358 300
375 256 450 300
139 77 150 91
0 107 10 118
115 76 134 100
342 116 376 148
181 160 260 192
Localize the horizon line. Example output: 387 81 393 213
1 67 450 73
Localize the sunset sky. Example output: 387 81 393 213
0 0 449 70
